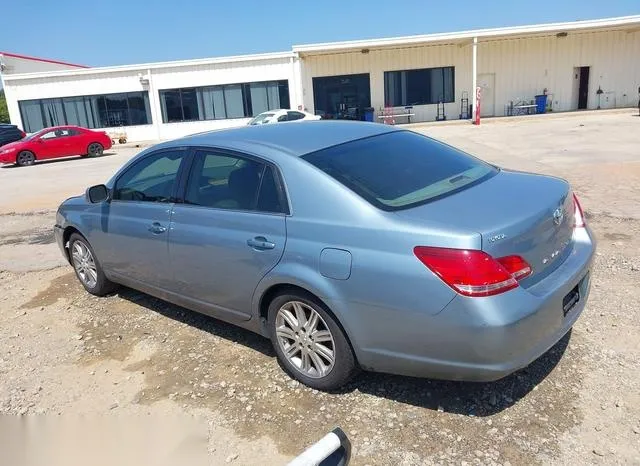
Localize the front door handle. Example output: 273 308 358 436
247 236 276 250
148 222 167 234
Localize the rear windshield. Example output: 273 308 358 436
302 131 497 211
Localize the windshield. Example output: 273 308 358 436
302 131 497 211
23 128 49 141
248 113 275 125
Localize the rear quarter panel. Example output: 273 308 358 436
254 155 481 353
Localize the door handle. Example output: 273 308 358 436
247 236 276 250
148 222 167 234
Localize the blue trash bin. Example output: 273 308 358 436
364 107 375 122
535 95 547 114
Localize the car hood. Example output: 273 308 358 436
0 140 25 151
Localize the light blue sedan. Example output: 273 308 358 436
54 121 595 390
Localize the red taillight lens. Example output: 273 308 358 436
496 255 532 280
573 193 585 228
413 247 531 297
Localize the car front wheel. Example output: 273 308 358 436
16 151 35 166
268 291 358 390
68 233 117 296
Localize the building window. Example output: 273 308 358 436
384 67 455 106
312 74 371 120
159 80 290 123
18 91 152 133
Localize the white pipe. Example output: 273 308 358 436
472 36 478 123
287 431 342 466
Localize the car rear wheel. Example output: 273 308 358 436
16 151 35 167
87 143 104 157
68 233 117 296
268 291 358 390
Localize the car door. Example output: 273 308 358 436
36 129 67 159
168 148 288 321
97 148 188 291
66 128 87 155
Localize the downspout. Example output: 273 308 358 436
472 37 478 124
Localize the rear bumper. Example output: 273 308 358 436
348 227 596 381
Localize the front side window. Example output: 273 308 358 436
40 130 58 140
113 150 185 203
384 66 455 106
302 131 496 211
185 151 286 213
248 112 275 125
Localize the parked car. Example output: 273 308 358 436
0 126 112 167
0 124 26 147
54 121 595 390
247 109 321 125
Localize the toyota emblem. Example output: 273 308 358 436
553 207 564 226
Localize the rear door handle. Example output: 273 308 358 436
148 222 167 234
247 236 276 250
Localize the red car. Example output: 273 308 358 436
0 126 112 167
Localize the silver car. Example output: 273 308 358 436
54 121 595 390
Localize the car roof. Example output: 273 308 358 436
38 125 85 132
175 120 399 157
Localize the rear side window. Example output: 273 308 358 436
302 131 497 211
185 151 287 213
287 111 305 121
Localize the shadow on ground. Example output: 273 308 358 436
1 152 116 169
117 286 568 417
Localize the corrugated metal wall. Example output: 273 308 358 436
301 43 470 122
479 29 640 114
301 28 640 121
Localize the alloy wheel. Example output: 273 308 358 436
275 301 336 378
17 152 34 166
71 241 98 288
88 143 103 156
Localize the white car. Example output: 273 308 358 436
247 109 321 125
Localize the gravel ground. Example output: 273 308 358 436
0 110 639 465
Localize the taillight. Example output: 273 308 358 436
496 255 532 280
413 247 531 297
573 193 585 228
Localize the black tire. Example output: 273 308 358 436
87 142 104 157
68 233 118 296
16 150 35 167
268 290 358 391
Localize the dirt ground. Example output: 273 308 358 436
1 109 639 465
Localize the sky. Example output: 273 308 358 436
1 1 638 67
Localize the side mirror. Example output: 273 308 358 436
37 138 45 143
86 184 109 203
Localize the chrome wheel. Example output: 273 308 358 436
71 241 97 288
275 301 336 378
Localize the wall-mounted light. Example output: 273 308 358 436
138 73 150 85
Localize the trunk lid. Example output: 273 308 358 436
396 170 574 285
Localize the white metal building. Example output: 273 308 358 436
2 15 639 142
